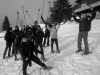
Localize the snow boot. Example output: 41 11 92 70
43 66 53 70
51 50 55 53
75 49 83 53
82 51 91 55
56 50 60 53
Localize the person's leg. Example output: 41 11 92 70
51 39 54 53
55 39 60 53
20 43 29 75
43 35 47 46
8 42 12 57
83 31 89 54
12 42 14 55
3 42 9 59
14 46 18 60
76 32 83 53
47 35 50 46
35 43 39 57
31 55 47 68
23 58 29 75
39 43 46 61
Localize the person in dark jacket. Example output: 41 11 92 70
72 8 96 55
3 27 14 59
32 21 42 56
13 26 21 60
41 15 50 47
20 28 51 75
34 25 47 62
32 21 40 38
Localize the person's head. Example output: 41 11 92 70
52 25 56 29
37 25 41 30
87 12 91 17
80 12 86 19
15 26 19 30
35 21 38 25
9 27 12 32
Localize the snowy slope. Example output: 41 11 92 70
0 20 100 75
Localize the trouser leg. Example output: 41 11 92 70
3 42 9 58
35 43 38 57
43 36 46 46
54 39 59 51
51 39 54 51
23 58 29 75
31 55 46 67
8 42 12 57
12 43 14 55
78 32 82 51
83 31 89 53
14 46 18 60
47 35 50 46
39 43 46 60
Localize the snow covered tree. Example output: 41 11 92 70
49 0 72 24
2 16 10 31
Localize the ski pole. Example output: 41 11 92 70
37 9 40 22
17 12 21 27
42 0 44 15
16 12 19 26
22 5 27 25
18 67 22 75
26 11 34 24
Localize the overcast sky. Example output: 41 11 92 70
0 0 76 31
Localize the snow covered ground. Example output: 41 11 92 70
0 19 100 75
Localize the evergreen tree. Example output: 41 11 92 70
2 16 10 31
49 0 72 24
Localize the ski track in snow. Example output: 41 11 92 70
0 20 100 75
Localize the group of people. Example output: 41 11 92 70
3 15 60 75
2 4 97 75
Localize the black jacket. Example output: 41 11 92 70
73 10 96 32
35 29 44 44
4 30 14 42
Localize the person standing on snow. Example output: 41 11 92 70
47 23 60 53
13 26 21 60
3 27 14 59
41 15 50 47
72 7 96 55
20 28 52 75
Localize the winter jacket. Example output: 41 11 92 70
47 24 60 39
4 31 14 42
73 10 96 32
32 24 40 38
35 29 44 44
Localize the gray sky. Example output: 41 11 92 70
0 0 76 31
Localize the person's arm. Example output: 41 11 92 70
56 24 60 31
47 25 52 31
90 10 96 21
41 15 47 24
